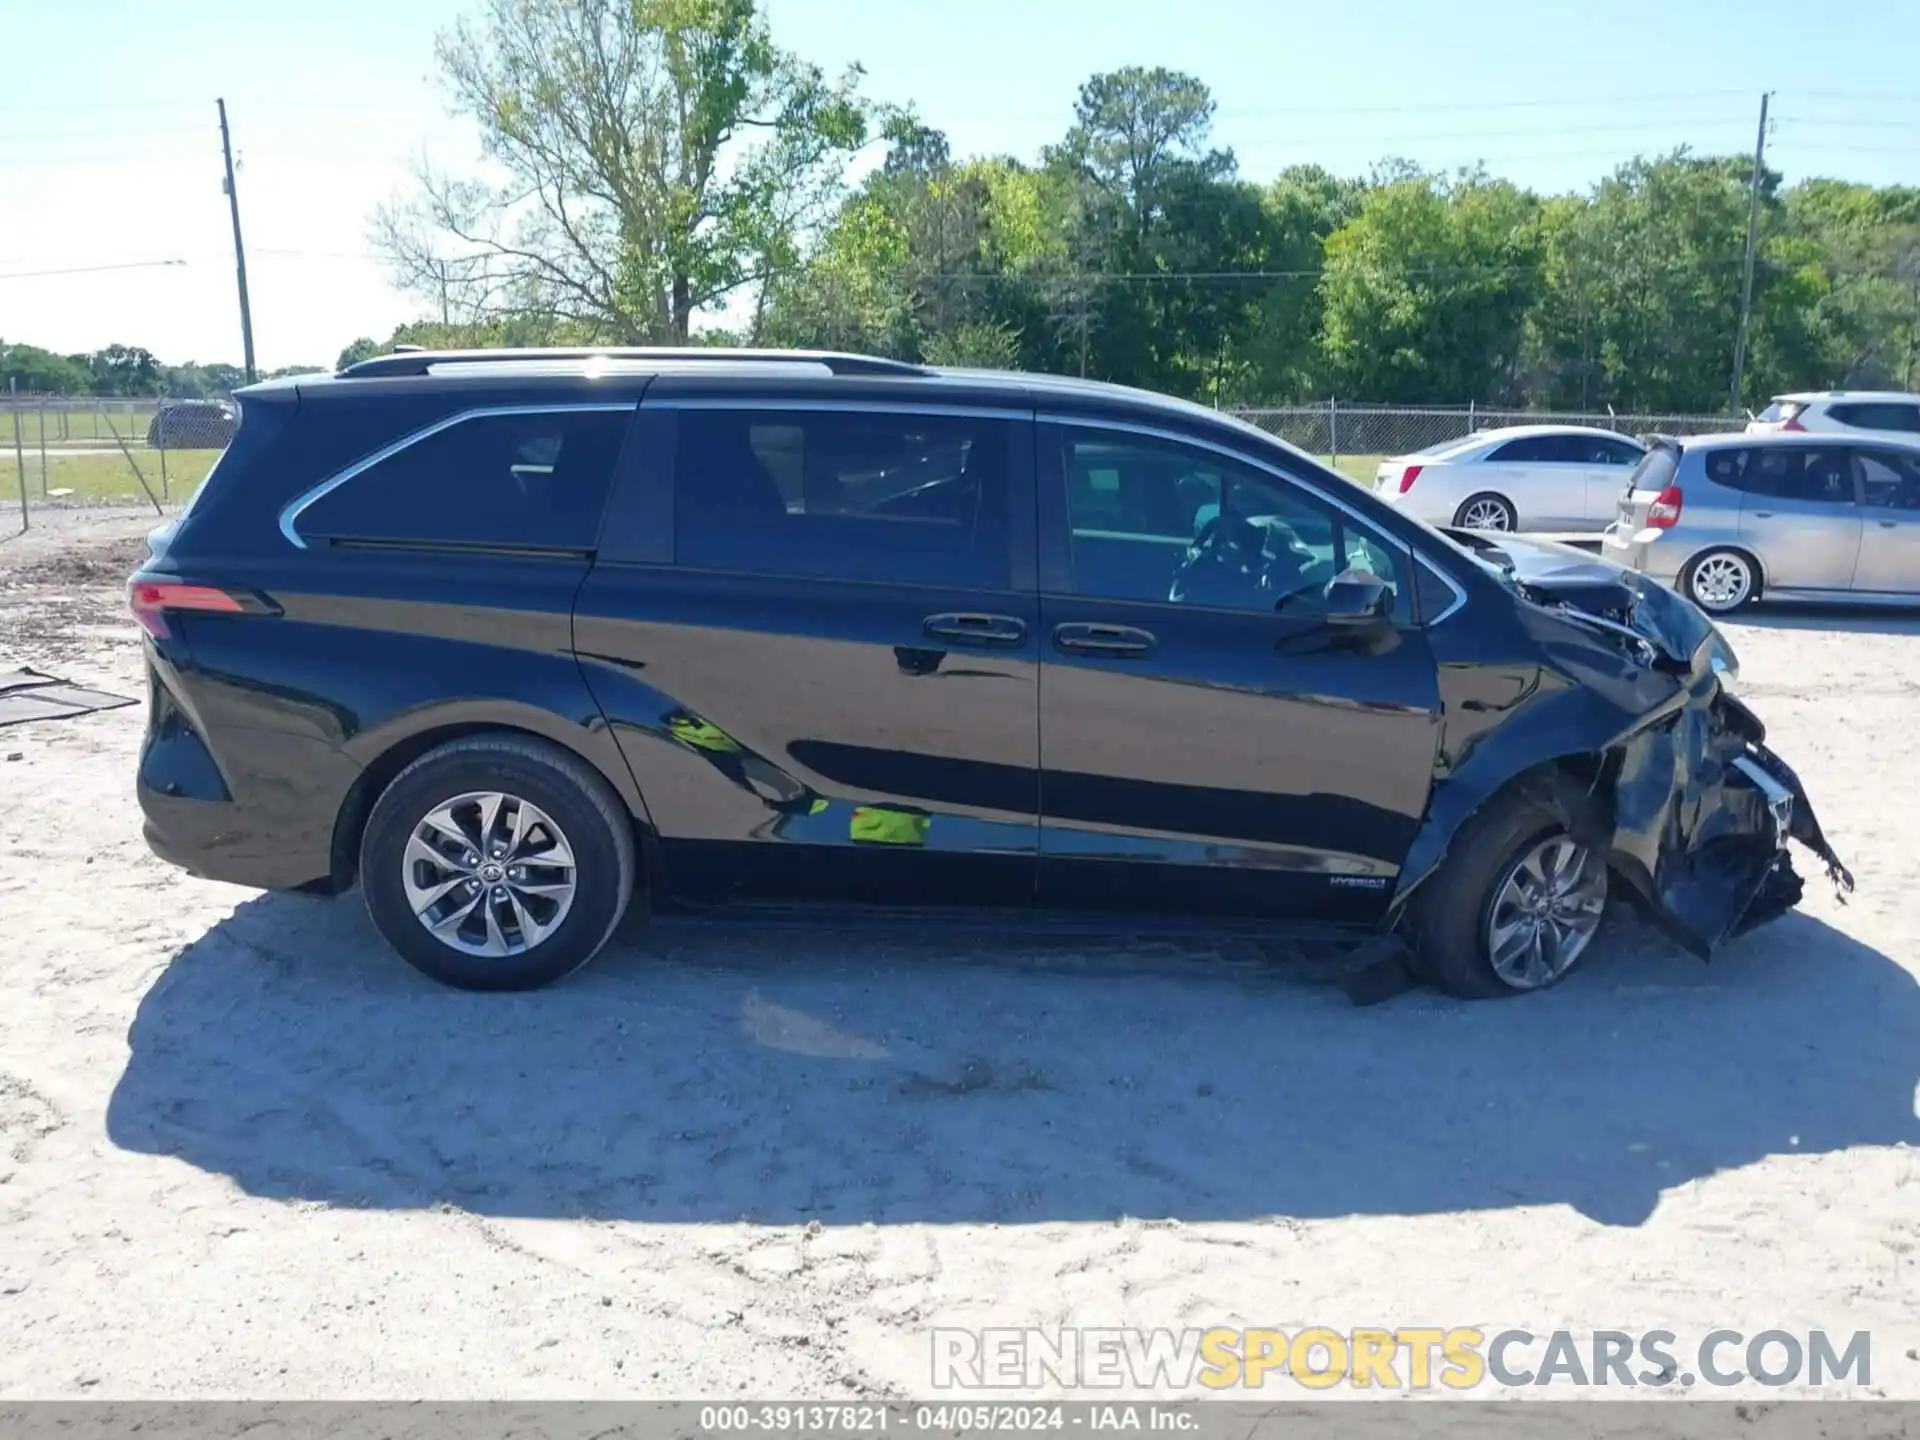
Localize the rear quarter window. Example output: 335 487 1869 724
1830 402 1920 434
292 406 631 551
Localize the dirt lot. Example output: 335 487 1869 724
1 507 1916 1400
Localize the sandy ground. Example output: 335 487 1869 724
0 507 1916 1401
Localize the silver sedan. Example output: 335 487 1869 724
1373 425 1648 532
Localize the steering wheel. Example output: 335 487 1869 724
1169 514 1268 606
1171 515 1337 614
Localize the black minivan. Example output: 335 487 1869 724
130 349 1845 995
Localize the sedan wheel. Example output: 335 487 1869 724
1484 834 1607 990
1455 494 1517 531
1686 550 1756 613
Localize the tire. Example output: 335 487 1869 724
1682 547 1759 614
1407 781 1609 999
359 734 636 991
1453 493 1517 531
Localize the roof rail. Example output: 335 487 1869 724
337 347 930 379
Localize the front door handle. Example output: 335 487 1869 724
1053 622 1157 657
1750 510 1774 519
1878 518 1900 528
923 612 1026 645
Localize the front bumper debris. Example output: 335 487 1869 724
1588 689 1852 958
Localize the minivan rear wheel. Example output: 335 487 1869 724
1682 548 1758 614
360 734 635 991
1408 782 1608 998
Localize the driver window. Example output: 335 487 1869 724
1059 429 1407 621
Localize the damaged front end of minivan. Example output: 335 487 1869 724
1395 532 1853 958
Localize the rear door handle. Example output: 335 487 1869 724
1053 622 1157 657
923 612 1026 645
1751 510 1774 519
1878 518 1900 528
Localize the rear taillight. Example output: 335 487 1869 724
128 579 262 639
1398 464 1423 494
1646 485 1684 529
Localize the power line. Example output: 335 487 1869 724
0 259 187 281
0 123 214 144
1765 142 1920 157
1777 117 1920 132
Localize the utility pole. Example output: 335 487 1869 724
218 98 258 385
1729 90 1771 416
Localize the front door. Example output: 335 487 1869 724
1034 421 1442 922
574 401 1041 908
1852 447 1920 595
1735 444 1864 592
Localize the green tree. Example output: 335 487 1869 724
1319 169 1541 402
374 0 866 342
86 344 164 396
1043 67 1263 394
1524 153 1774 412
335 337 383 371
1783 180 1920 390
759 115 1074 371
1227 166 1364 401
0 342 90 395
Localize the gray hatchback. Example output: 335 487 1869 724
1602 431 1920 614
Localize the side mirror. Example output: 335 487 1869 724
1321 569 1393 627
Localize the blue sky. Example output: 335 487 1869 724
1 0 1915 370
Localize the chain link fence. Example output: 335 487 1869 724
7 387 1743 532
1227 401 1741 485
4 393 238 531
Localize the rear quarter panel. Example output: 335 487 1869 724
1392 462 1474 524
166 548 647 887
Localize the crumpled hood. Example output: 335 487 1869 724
1441 528 1721 670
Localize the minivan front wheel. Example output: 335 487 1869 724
1683 548 1758 614
1408 783 1608 998
360 734 635 990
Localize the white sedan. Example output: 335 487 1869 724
1373 425 1648 532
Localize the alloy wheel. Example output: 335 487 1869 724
401 790 577 957
1485 834 1607 990
1459 497 1514 530
1689 552 1753 612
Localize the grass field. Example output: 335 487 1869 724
1 448 221 508
3 406 162 448
1323 452 1386 488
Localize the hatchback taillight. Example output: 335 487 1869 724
128 579 272 639
1398 464 1423 494
1646 485 1685 529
